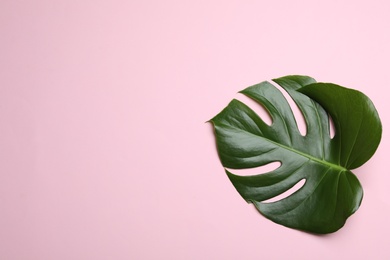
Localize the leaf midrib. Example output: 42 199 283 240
273 140 346 171
221 123 347 172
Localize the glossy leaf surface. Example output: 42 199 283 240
209 75 382 233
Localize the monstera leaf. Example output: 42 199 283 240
209 75 382 234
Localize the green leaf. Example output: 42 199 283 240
209 75 382 234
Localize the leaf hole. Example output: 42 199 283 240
226 161 281 177
261 178 306 203
270 81 307 136
235 93 272 126
329 114 335 139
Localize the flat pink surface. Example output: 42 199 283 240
1 1 390 259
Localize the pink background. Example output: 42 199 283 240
1 1 390 259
